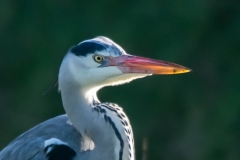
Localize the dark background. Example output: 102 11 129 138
0 1 240 159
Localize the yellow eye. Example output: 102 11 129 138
93 55 103 63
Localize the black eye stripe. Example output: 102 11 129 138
70 42 106 57
69 37 125 57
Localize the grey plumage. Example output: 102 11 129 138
0 115 82 160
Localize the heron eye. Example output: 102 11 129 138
93 55 103 63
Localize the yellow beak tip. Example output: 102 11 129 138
174 68 192 74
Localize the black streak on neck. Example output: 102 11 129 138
92 105 124 160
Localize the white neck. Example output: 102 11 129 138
59 73 134 160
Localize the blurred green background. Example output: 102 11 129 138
0 0 239 159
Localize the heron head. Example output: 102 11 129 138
59 36 191 92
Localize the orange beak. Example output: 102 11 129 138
103 55 191 74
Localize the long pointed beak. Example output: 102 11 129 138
104 55 191 74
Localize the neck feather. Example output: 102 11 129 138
59 77 134 160
58 53 134 160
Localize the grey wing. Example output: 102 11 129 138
0 137 45 160
0 115 90 160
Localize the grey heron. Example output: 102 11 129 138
0 36 191 160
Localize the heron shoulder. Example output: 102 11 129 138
44 138 76 160
0 115 82 160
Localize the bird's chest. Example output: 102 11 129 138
85 104 133 160
83 114 120 160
